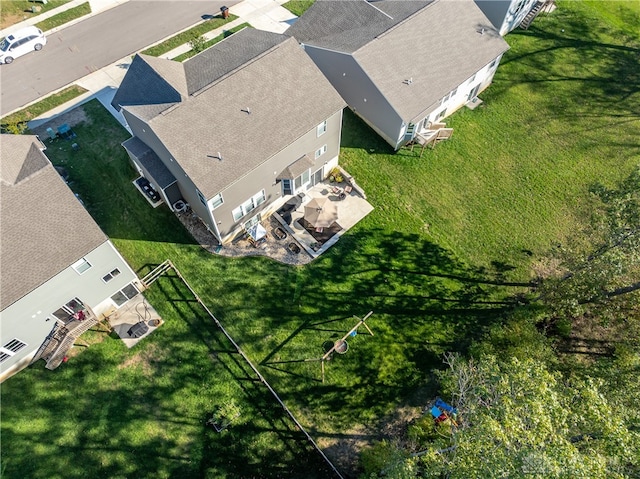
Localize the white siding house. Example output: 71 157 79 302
0 135 139 382
286 0 510 150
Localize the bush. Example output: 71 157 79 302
189 35 207 54
329 167 343 183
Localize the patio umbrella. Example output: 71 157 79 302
247 223 267 241
304 197 338 228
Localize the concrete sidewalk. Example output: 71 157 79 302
24 0 297 130
0 0 129 39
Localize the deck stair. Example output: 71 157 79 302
520 1 544 30
30 308 102 370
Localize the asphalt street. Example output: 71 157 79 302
0 0 236 115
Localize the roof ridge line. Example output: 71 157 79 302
191 29 286 98
373 0 434 42
365 0 393 19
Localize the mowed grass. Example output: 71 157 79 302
0 0 70 29
1 268 334 478
1 1 639 477
341 0 640 271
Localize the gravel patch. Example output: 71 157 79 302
176 209 312 266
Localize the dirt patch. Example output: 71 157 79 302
29 105 90 138
118 343 165 375
556 315 630 362
176 210 313 266
318 405 422 478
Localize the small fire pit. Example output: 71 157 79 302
273 227 287 241
287 242 300 254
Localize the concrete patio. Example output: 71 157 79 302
107 293 163 348
275 180 374 259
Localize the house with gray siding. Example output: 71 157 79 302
474 0 540 36
286 0 510 150
112 28 346 244
0 135 139 382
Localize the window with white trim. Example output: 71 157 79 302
294 169 310 191
0 339 27 363
232 190 266 221
436 109 447 121
317 120 327 137
489 58 497 69
315 144 327 159
72 258 92 274
211 193 223 209
102 268 121 283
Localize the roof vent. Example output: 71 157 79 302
403 77 413 85
208 152 223 161
241 107 251 114
479 28 485 35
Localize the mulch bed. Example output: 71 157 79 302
298 218 342 243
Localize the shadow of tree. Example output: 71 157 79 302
492 6 640 129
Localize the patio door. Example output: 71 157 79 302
312 167 323 186
468 84 480 102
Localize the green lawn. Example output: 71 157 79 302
172 23 250 62
282 0 314 17
141 14 238 58
1 85 87 133
0 0 71 30
34 2 90 32
1 1 639 477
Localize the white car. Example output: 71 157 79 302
0 26 47 64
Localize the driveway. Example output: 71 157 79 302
0 0 236 115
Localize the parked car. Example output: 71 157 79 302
0 26 47 64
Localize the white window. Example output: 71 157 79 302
436 109 447 121
489 59 497 69
102 268 121 283
317 120 327 137
232 190 266 222
211 193 223 209
72 258 92 274
468 74 476 84
0 339 27 363
315 145 327 159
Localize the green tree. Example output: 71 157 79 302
362 353 640 478
534 166 640 327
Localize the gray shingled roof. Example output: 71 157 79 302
357 0 509 121
285 0 428 52
277 155 314 180
118 29 346 199
111 54 185 110
122 137 176 189
287 0 509 123
1 135 107 310
184 28 285 94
